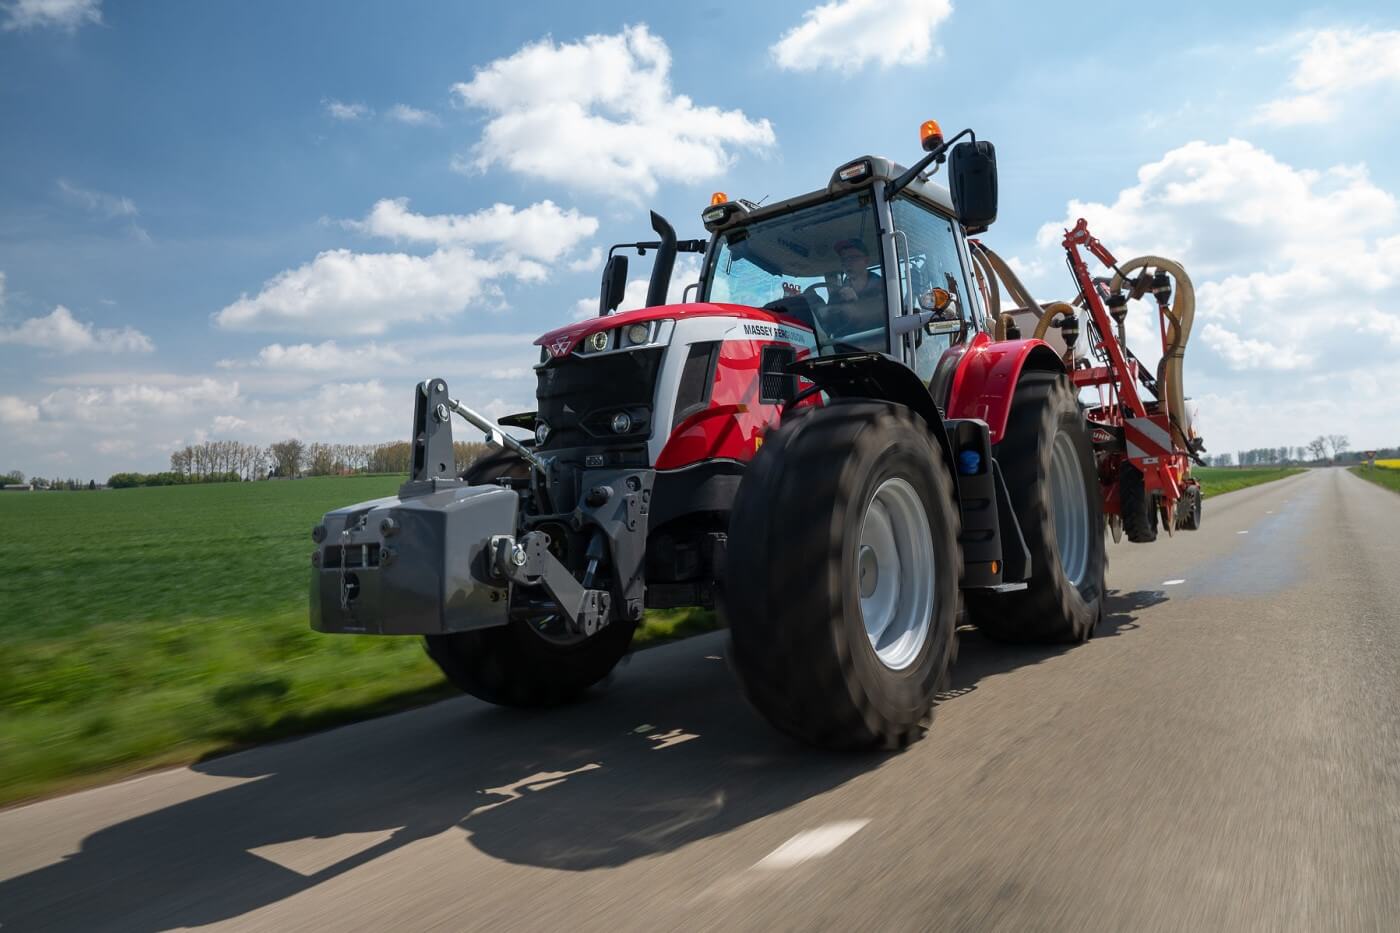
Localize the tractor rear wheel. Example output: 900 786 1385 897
967 373 1105 643
425 449 634 708
723 401 960 750
1119 461 1158 543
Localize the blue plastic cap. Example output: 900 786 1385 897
958 449 981 476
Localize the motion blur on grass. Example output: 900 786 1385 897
0 466 1298 805
0 475 713 806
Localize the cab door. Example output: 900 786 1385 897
889 197 982 386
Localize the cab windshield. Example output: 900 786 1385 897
702 192 888 354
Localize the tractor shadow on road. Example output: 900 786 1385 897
0 595 1169 931
940 588 1169 701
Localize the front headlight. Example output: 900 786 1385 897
534 421 550 446
625 322 651 346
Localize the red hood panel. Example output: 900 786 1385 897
535 302 811 354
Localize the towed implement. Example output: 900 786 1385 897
310 118 1204 749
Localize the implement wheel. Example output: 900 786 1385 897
1119 461 1158 543
426 449 634 708
968 373 1105 643
723 401 960 750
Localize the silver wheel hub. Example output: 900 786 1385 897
858 477 936 671
1049 431 1091 589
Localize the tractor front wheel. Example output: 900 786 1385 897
968 373 1105 643
723 401 960 750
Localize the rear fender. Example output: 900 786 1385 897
945 334 1066 445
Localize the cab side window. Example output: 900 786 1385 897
891 198 979 381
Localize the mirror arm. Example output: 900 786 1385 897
888 128 975 198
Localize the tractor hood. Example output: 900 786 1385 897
535 302 813 361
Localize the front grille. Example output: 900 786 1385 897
535 348 664 451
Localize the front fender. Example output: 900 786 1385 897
946 334 1066 444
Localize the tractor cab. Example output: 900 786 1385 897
697 125 999 388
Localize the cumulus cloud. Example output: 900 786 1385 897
0 305 153 353
0 394 39 424
386 103 440 126
324 98 371 121
1035 138 1400 448
212 247 542 336
771 0 953 72
452 24 775 197
219 340 407 372
1255 28 1400 126
38 378 238 423
2 0 101 31
346 198 597 260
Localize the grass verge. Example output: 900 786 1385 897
1350 465 1400 495
1192 466 1305 498
0 477 717 807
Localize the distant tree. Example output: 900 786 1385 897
1307 436 1328 462
269 439 305 477
1326 434 1350 459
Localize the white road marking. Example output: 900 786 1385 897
754 820 871 870
704 655 723 661
1237 530 1249 535
1163 579 1185 586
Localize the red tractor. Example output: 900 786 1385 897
311 120 1199 749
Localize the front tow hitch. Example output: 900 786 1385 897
491 532 612 635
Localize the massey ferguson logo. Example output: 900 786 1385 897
546 337 574 359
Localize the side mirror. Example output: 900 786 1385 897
599 254 628 316
949 141 998 232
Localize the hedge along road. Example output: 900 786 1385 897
4 467 1399 931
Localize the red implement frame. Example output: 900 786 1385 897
1060 218 1192 529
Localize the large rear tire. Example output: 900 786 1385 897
723 401 960 750
967 373 1105 643
425 448 634 708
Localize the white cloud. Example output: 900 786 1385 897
0 394 39 424
347 198 598 260
2 0 100 31
0 305 153 353
220 340 407 372
568 247 603 273
386 103 440 126
212 247 543 336
38 378 238 423
324 98 371 121
771 0 953 73
452 24 775 197
1035 138 1400 449
1255 28 1400 126
57 179 137 217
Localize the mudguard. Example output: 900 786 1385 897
945 333 1066 444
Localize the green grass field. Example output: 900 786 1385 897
1192 466 1304 497
1351 464 1400 494
0 477 711 805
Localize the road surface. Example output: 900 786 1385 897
3 468 1398 932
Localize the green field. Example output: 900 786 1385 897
1351 464 1400 494
0 477 711 805
1192 466 1305 497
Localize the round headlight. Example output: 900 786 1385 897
534 421 550 446
589 331 609 352
610 412 633 434
626 323 651 346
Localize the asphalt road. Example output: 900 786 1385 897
3 467 1398 932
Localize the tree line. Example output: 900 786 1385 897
1205 435 1397 468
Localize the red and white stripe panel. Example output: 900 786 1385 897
1124 414 1173 463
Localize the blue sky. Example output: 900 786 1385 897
2 0 1398 477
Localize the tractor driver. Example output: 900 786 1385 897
827 238 885 339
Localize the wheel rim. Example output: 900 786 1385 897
858 477 936 671
1049 430 1091 589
